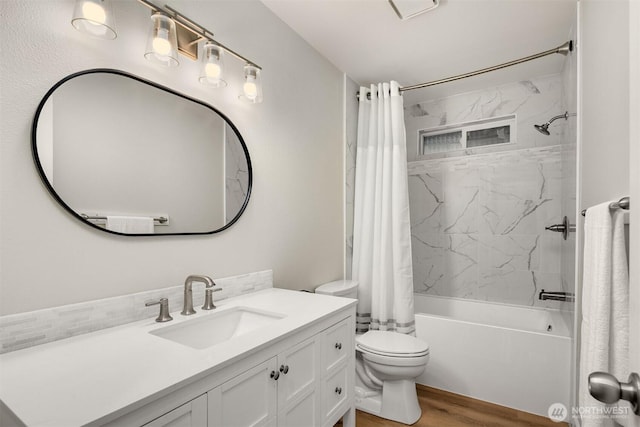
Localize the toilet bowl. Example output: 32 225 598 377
315 280 429 425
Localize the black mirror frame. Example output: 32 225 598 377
31 68 253 236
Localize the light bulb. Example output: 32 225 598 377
144 13 178 66
239 64 263 103
82 1 106 24
71 0 116 39
153 29 171 56
205 63 221 79
243 80 258 100
199 43 227 87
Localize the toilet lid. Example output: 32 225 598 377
356 331 429 357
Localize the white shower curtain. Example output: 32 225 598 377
351 81 415 335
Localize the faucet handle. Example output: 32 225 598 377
202 287 222 310
145 298 173 322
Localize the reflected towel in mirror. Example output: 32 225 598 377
106 216 154 234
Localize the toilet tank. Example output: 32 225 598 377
315 280 358 299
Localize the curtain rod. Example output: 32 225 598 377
356 40 573 101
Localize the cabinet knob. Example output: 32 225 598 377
335 342 342 350
279 364 289 374
335 386 342 395
270 370 280 380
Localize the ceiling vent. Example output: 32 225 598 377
388 0 439 20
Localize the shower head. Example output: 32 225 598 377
533 111 573 136
534 123 550 135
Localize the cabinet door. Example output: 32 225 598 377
277 336 321 427
322 366 349 423
143 394 207 427
208 358 278 427
322 319 349 375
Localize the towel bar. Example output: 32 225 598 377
81 214 169 226
581 196 630 217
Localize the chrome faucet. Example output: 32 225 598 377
182 275 218 315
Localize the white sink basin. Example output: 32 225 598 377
149 306 286 350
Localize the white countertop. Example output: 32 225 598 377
0 289 356 426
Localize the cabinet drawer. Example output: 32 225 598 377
143 394 207 427
322 366 348 421
322 319 349 373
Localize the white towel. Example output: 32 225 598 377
579 202 629 427
105 216 155 234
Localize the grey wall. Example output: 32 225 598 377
0 0 345 315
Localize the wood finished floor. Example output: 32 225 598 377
342 385 568 427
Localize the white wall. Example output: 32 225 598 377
577 0 632 421
579 0 630 209
0 0 345 315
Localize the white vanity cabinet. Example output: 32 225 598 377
207 318 354 427
208 335 321 427
0 290 356 427
109 310 354 427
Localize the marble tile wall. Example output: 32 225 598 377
0 270 272 354
225 124 250 223
404 73 572 307
345 76 359 279
405 74 564 162
408 147 564 307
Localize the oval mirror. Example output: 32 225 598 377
32 69 252 236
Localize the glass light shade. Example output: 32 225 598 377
239 64 263 104
144 13 179 67
199 43 227 88
71 0 117 40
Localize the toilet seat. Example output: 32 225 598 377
356 330 429 358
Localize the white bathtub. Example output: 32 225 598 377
414 293 572 417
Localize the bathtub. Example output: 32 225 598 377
414 293 572 417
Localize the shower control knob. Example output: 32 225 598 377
589 372 640 415
335 342 342 350
335 387 342 395
270 370 280 381
545 216 576 240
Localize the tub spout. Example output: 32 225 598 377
539 289 575 302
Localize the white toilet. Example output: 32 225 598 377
315 280 429 425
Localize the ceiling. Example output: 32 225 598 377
261 0 577 104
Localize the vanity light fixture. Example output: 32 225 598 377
71 0 263 101
240 64 263 104
144 12 179 67
199 42 227 88
71 0 117 40
137 0 263 100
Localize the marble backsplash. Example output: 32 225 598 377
0 270 273 354
408 146 564 307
